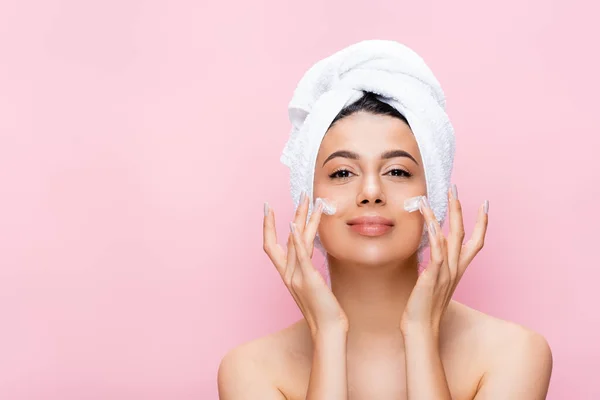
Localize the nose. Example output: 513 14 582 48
357 175 386 206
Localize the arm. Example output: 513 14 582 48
402 326 452 400
400 188 489 399
217 328 349 400
222 195 349 399
473 331 553 399
306 327 349 400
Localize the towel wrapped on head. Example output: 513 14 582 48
280 39 456 270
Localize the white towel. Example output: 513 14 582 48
280 39 455 265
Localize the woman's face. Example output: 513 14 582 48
313 111 427 266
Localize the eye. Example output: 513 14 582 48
329 168 354 180
387 168 412 178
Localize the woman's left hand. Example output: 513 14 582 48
400 185 489 336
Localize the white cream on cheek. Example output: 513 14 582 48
315 198 337 215
403 195 426 212
316 196 423 215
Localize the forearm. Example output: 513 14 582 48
402 326 452 400
306 327 349 400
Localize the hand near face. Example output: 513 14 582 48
400 185 489 336
263 194 349 336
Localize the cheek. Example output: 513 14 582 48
389 187 427 213
316 216 337 240
315 216 349 257
396 213 425 247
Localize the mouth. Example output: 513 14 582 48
346 216 395 237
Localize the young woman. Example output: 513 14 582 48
218 51 553 400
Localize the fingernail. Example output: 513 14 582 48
429 221 436 235
315 198 324 212
484 200 489 214
289 221 296 233
451 184 458 200
420 196 430 212
264 202 269 217
300 191 306 204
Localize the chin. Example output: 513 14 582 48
320 238 407 266
319 226 420 266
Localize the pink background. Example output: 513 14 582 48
0 0 597 398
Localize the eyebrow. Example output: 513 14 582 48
322 149 419 167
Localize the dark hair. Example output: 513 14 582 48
328 91 409 129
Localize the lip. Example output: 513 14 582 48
347 216 395 226
347 215 395 237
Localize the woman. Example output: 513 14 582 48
218 42 553 399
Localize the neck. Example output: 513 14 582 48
327 253 420 337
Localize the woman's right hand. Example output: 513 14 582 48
263 193 349 337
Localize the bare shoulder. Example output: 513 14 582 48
450 301 552 357
448 301 553 397
217 321 309 399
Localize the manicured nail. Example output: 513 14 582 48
484 200 489 214
315 198 324 212
420 196 430 212
264 202 269 217
451 184 458 200
429 221 436 235
300 191 306 204
289 221 296 233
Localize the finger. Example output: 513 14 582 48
423 217 444 282
291 221 321 281
284 227 298 285
447 185 465 279
293 191 310 235
438 238 453 298
459 200 489 276
280 227 309 319
303 198 324 245
263 202 285 275
419 197 446 282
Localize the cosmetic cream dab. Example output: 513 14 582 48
316 198 337 215
404 195 426 213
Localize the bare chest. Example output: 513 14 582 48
277 346 481 400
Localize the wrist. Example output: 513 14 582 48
311 323 349 342
400 322 440 340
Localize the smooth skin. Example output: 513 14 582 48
218 112 553 399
